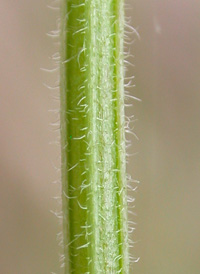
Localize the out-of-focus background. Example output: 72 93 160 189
1 0 200 273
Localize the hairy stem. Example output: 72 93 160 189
60 0 129 273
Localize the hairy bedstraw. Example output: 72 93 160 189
59 0 137 273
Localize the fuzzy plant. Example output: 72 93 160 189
60 0 136 273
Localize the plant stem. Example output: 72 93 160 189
60 0 129 273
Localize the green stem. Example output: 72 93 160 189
60 0 129 273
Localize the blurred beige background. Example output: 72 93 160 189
1 0 200 273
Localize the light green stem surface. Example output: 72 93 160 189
60 0 129 273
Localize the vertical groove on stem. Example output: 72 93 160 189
60 0 129 273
